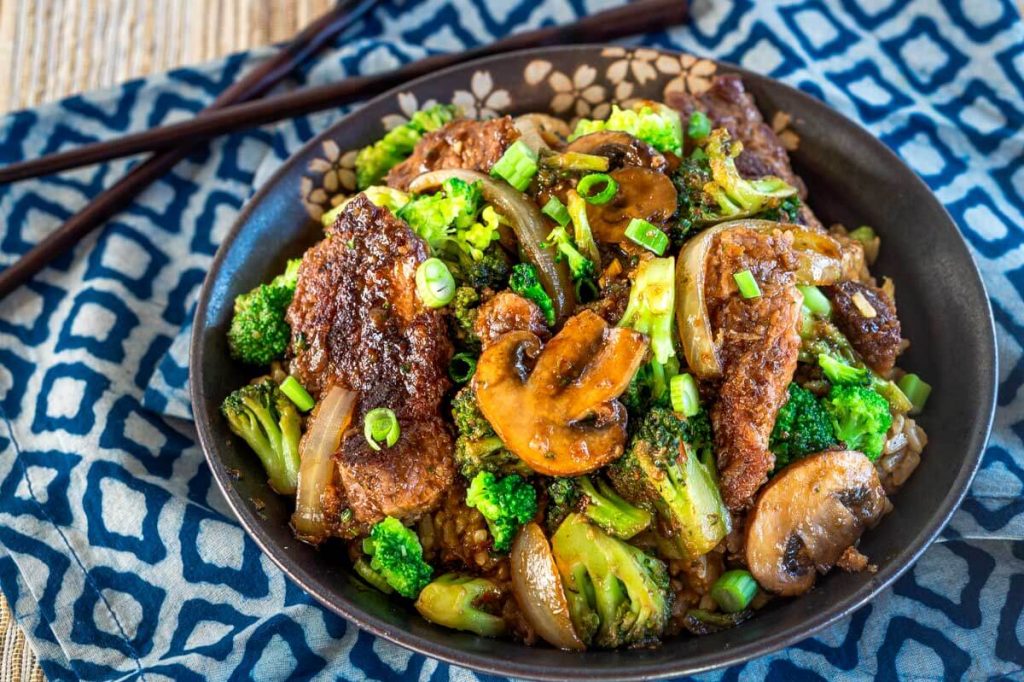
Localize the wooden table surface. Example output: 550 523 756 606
0 3 334 676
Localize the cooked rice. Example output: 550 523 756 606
876 413 928 494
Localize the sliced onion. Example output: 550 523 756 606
510 523 585 650
291 385 357 545
676 219 848 379
408 169 576 324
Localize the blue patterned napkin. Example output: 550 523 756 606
2 1 1023 679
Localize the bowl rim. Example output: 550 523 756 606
190 44 997 680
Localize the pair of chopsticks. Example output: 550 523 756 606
0 0 688 300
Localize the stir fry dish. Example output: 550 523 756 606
220 73 932 649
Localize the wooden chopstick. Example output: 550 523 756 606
0 0 376 301
0 0 688 300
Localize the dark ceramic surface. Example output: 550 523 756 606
190 46 997 680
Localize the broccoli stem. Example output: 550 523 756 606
578 476 652 540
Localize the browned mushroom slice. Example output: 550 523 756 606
745 449 890 596
473 309 647 476
566 131 668 172
587 167 678 243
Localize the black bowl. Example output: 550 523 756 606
190 46 996 679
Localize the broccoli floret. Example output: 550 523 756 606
673 129 797 229
220 379 301 495
770 383 837 470
544 476 652 539
451 387 531 479
361 517 433 598
757 195 802 223
803 319 913 413
355 104 457 189
545 224 596 281
551 513 671 648
545 477 582 533
450 286 481 349
443 177 483 229
618 256 678 405
466 472 538 553
609 407 730 559
452 246 511 290
509 262 556 326
571 102 684 156
822 384 892 461
227 259 301 365
415 573 507 637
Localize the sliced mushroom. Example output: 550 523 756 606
473 309 647 476
745 450 890 596
566 131 667 172
587 167 678 243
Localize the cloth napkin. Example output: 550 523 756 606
1 0 1023 679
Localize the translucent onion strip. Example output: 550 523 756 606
292 385 357 544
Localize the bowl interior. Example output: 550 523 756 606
191 46 995 680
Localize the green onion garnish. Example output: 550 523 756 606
576 173 618 205
449 352 478 383
898 373 931 415
541 151 610 172
364 408 400 451
687 110 711 140
670 373 700 417
415 258 456 308
280 376 315 412
624 218 669 256
733 270 761 299
797 285 832 318
710 569 758 613
490 140 539 192
542 196 571 227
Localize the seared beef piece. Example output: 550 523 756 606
287 196 455 523
705 228 802 511
386 117 520 190
667 75 823 231
474 291 550 349
288 195 452 412
824 281 902 375
337 417 455 523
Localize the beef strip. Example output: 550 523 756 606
705 227 803 511
474 291 550 349
667 75 823 231
386 117 520 190
286 195 455 524
824 281 902 375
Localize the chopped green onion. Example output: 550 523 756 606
733 270 761 299
449 352 477 383
490 140 538 192
542 196 571 227
798 285 832 318
280 376 315 412
624 218 669 256
670 373 701 417
364 408 400 451
687 111 711 140
710 570 758 613
415 258 456 308
898 373 931 415
541 151 610 172
576 173 618 205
